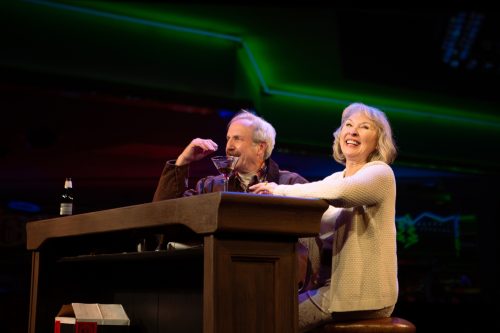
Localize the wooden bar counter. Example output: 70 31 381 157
26 192 328 333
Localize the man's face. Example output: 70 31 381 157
226 119 265 174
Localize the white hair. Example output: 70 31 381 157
228 110 276 159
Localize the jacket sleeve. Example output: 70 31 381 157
278 170 309 185
152 161 189 201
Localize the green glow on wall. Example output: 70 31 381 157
396 212 476 258
22 0 500 130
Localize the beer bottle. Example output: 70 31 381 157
59 177 74 216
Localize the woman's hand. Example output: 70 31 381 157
249 181 278 194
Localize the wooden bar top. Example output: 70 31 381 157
26 192 329 250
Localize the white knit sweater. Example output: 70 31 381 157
274 161 398 312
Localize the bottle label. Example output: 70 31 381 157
60 203 73 216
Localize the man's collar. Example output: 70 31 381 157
231 159 269 192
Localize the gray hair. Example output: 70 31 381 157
228 110 276 159
332 103 397 165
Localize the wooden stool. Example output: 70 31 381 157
308 317 416 333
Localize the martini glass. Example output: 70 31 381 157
211 155 239 192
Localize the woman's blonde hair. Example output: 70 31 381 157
332 103 397 165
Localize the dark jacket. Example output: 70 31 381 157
153 158 307 201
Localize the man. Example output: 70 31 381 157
152 110 315 291
153 110 307 199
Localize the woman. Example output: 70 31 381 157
250 102 398 332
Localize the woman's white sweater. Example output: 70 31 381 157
274 161 398 312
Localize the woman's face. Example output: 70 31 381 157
339 112 378 164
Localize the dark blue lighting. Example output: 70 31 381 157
7 200 41 213
217 109 237 120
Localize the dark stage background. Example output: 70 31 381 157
1 2 499 332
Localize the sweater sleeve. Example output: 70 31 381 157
273 162 395 208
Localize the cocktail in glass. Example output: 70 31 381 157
211 155 239 192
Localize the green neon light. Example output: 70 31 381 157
23 0 500 128
241 42 268 92
24 0 242 42
396 212 475 257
